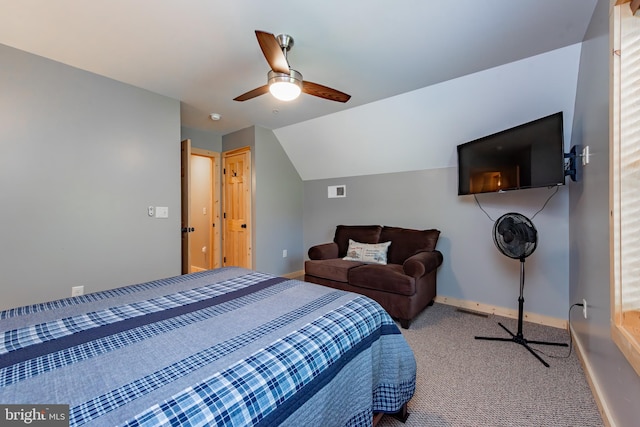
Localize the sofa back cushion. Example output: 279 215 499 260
380 226 440 264
333 225 382 258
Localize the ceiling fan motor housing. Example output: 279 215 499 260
268 69 303 85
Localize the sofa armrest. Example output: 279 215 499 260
308 242 339 260
403 250 443 278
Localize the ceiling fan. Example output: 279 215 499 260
233 30 351 103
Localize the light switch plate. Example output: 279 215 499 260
155 207 169 218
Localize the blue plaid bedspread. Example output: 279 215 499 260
0 267 416 426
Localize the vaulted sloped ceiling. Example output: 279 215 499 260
275 44 583 181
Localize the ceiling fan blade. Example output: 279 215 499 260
302 81 351 103
255 30 290 74
233 85 269 102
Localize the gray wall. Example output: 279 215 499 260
0 44 181 311
569 1 640 425
223 126 304 276
254 126 303 275
304 169 569 319
181 126 222 151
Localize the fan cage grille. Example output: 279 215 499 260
493 213 537 259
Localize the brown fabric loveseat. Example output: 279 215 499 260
305 225 443 328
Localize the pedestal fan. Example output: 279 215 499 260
475 212 567 367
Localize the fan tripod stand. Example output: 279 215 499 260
475 258 568 367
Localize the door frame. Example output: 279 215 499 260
181 139 221 274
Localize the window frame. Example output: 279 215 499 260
611 3 640 377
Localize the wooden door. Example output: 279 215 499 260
222 147 252 268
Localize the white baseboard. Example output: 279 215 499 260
434 295 567 330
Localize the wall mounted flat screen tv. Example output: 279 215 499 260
457 112 565 196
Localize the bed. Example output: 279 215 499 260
0 267 416 426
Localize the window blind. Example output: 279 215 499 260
616 5 640 313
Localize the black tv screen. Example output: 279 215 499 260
457 112 565 196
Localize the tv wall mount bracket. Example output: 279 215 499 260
564 144 581 182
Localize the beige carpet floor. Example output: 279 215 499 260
377 303 603 427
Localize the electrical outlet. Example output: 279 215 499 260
72 286 84 297
582 146 590 166
583 299 588 319
282 249 288 258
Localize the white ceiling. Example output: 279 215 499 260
0 0 597 136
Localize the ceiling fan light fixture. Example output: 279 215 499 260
268 70 302 101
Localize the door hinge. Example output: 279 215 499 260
223 257 226 263
223 168 226 174
223 212 226 219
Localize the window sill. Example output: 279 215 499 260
612 319 640 377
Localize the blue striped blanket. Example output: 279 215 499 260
0 267 416 426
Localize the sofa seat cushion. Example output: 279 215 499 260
348 264 416 296
304 259 366 283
